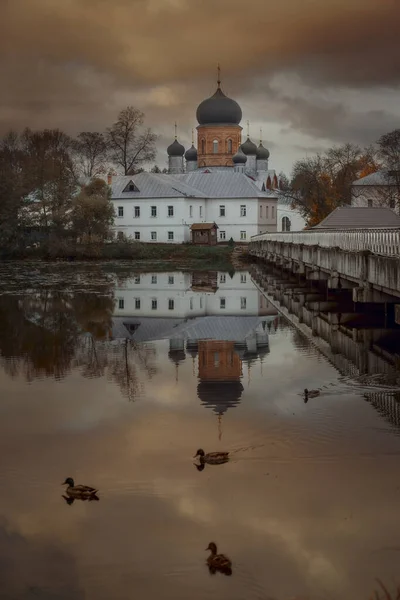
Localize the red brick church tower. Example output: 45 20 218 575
196 67 243 168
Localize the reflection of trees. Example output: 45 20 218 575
0 290 157 400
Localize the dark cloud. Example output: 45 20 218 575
0 0 399 171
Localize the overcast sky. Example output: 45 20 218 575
1 0 399 175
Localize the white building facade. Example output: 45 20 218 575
111 171 278 243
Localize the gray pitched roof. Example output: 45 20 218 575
314 206 400 229
112 315 274 344
110 173 206 199
172 171 271 198
111 171 275 200
352 170 398 186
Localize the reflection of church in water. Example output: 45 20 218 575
112 269 279 434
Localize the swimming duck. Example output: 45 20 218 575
304 388 320 399
193 449 229 465
62 477 99 500
206 542 232 575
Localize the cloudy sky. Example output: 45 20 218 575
1 0 399 174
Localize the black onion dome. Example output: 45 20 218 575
232 146 247 164
196 87 242 126
185 144 198 161
197 381 244 414
257 142 270 160
167 139 185 157
241 137 258 155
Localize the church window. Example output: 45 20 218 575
220 205 225 217
266 176 272 190
227 139 233 153
282 216 291 231
189 205 193 217
201 139 205 154
271 206 275 219
259 205 262 217
213 140 218 154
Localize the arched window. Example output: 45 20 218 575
227 139 233 154
213 140 218 154
201 139 205 154
282 216 291 232
266 176 272 190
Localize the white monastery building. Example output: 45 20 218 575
110 73 305 243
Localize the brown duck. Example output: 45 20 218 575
206 542 232 576
62 477 99 502
193 449 230 465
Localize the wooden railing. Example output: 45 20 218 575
250 228 400 257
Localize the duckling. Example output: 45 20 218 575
193 449 230 465
205 542 232 576
62 477 99 501
304 388 320 399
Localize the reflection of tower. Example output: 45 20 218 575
197 340 243 439
168 338 185 383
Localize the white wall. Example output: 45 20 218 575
206 198 263 242
351 186 400 214
277 203 306 232
112 197 206 243
113 270 261 317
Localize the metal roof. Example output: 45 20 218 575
314 206 400 229
110 173 206 199
352 170 398 187
111 171 275 200
172 171 271 198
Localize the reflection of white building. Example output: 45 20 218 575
112 271 277 355
113 271 274 319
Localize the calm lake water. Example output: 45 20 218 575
1 262 400 600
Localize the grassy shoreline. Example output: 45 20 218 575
0 242 242 271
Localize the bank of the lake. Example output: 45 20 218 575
1 241 249 271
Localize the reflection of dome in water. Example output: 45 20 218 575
168 349 186 364
197 381 243 414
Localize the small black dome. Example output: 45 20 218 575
257 142 270 160
232 147 247 164
185 144 198 161
196 87 242 126
167 139 185 157
241 137 258 155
